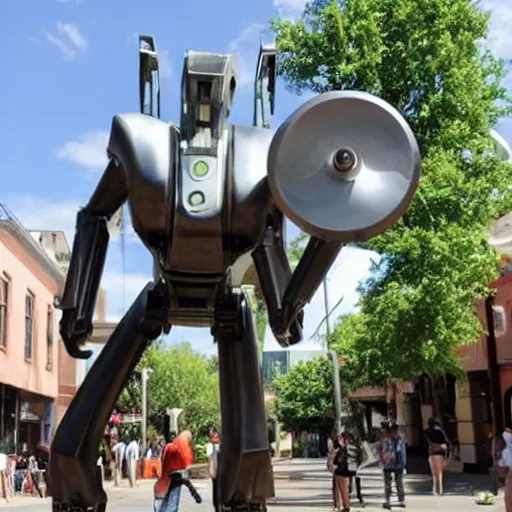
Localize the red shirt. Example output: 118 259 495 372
154 438 194 497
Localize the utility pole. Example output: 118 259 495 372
142 367 153 454
329 349 343 434
323 276 343 434
323 276 331 353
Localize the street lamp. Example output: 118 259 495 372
323 276 343 434
329 349 343 434
141 367 153 453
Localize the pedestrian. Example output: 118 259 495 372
378 422 406 509
327 433 337 508
146 441 156 460
153 430 194 512
346 431 365 507
206 428 221 511
498 428 512 511
112 438 126 485
425 417 449 496
0 452 9 502
332 432 351 512
125 439 140 488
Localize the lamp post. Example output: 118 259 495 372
323 276 331 351
329 349 343 434
323 276 343 434
142 367 153 454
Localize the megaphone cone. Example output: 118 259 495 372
268 91 421 243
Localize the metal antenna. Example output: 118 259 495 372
139 35 161 119
253 43 277 129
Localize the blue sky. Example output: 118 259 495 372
1 0 512 356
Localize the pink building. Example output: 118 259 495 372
0 206 71 455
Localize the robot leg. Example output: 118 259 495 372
215 292 274 511
50 283 168 512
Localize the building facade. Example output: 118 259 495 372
0 207 66 454
28 230 112 423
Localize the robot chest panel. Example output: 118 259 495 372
166 153 226 274
164 125 273 274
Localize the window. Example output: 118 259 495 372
46 307 54 370
25 292 34 361
0 275 9 349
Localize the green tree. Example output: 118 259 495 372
116 343 220 441
274 356 335 434
272 0 512 384
205 355 219 375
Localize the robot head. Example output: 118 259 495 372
180 50 239 149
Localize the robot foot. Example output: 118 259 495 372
49 453 107 512
52 500 106 512
221 502 267 512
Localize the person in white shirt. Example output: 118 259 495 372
206 429 220 510
125 440 140 488
112 441 126 485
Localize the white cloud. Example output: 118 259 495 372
55 131 109 171
263 245 379 351
57 22 87 51
228 23 268 87
101 272 153 320
483 0 512 60
274 0 308 20
4 195 150 322
42 22 87 61
5 194 82 247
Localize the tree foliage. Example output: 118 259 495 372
274 356 335 433
272 0 512 384
116 343 220 441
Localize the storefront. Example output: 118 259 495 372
0 384 54 455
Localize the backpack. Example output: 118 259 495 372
333 446 348 473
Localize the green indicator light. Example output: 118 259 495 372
192 160 209 178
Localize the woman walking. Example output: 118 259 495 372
332 432 351 512
426 418 448 496
498 428 512 511
346 432 365 506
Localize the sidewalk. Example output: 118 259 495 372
0 459 506 511
270 458 505 511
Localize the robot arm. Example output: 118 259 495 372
58 37 170 359
58 159 128 358
253 215 341 347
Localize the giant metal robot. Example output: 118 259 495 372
49 36 421 512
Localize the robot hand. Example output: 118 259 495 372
59 308 93 359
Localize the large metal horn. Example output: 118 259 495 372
268 91 421 243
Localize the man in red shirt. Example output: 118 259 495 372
154 430 194 512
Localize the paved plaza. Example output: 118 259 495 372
0 459 505 511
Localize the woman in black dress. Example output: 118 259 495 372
333 432 351 512
426 418 448 495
